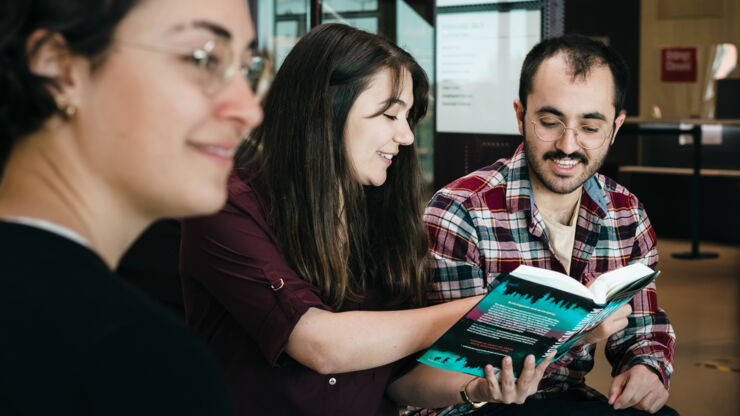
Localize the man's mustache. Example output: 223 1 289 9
543 150 588 165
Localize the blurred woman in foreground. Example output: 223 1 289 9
0 0 262 413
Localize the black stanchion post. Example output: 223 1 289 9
672 124 718 260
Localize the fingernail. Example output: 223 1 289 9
503 356 512 366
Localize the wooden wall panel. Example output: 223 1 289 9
657 0 724 19
640 0 740 119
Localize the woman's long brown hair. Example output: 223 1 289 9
236 24 430 310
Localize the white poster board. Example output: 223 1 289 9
437 0 525 6
436 9 540 134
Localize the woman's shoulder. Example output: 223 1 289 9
229 165 260 195
180 165 273 248
226 165 268 214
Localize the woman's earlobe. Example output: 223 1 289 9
54 95 77 118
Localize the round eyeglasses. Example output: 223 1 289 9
116 38 268 97
530 115 614 150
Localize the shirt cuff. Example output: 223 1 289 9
618 355 671 390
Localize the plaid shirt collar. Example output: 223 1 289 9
504 143 608 219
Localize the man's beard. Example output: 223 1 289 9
523 134 608 195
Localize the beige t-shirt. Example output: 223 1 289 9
540 196 581 275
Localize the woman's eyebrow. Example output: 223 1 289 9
169 20 232 40
380 98 408 108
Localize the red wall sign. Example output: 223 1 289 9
661 47 697 83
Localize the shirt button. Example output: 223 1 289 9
328 377 337 385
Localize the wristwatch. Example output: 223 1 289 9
459 377 487 409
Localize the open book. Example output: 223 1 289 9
418 263 660 378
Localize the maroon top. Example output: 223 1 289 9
180 168 413 416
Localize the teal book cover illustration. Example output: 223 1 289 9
417 264 658 377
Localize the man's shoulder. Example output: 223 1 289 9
593 172 645 212
431 158 511 209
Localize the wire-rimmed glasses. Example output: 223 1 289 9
530 115 614 149
116 37 268 97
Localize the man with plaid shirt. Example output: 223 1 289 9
421 35 676 415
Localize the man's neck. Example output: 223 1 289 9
529 175 582 226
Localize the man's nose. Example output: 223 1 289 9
555 126 582 155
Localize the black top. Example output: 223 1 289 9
0 221 233 415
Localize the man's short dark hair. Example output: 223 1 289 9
518 34 630 117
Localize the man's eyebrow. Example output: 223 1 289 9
535 106 608 121
581 112 607 121
170 20 232 40
535 106 564 117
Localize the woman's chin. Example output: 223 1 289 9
170 188 229 219
369 173 388 187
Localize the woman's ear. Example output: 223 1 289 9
26 29 87 112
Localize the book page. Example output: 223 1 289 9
587 263 655 303
510 265 594 300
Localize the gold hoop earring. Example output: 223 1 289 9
54 95 77 118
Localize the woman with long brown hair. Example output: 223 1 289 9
180 23 550 415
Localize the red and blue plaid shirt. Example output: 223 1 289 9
422 144 675 413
